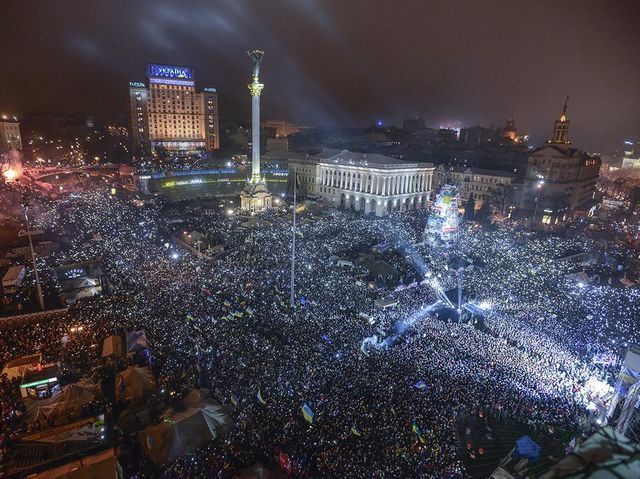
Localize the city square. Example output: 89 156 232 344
1 1 640 478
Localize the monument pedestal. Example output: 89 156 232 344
240 180 273 213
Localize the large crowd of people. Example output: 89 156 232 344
1 189 638 478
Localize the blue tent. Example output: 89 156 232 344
515 435 541 461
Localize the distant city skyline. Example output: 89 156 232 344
1 0 639 151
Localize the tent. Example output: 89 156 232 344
28 449 122 479
138 403 232 465
515 435 541 462
102 335 125 357
2 352 42 380
126 331 151 355
38 381 101 424
541 427 640 478
115 366 155 403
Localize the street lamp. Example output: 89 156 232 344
531 179 545 227
20 195 45 310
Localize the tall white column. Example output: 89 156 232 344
250 89 262 181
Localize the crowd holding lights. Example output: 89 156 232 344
1 186 639 478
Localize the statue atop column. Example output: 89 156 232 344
240 49 272 213
247 50 264 82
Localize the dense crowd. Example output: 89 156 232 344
1 189 638 478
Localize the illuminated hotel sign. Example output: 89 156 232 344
129 81 145 88
148 64 193 80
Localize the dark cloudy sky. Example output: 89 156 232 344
0 0 638 150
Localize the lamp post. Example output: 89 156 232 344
290 166 297 309
21 195 45 310
531 179 545 227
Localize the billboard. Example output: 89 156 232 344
148 64 193 80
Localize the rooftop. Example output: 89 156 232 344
437 165 517 178
315 149 433 170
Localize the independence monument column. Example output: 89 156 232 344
240 50 273 213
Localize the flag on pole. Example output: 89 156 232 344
350 425 362 436
302 403 315 423
413 380 428 390
412 421 426 444
257 389 266 405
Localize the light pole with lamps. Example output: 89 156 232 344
20 194 45 310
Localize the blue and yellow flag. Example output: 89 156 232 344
186 314 195 321
412 421 426 444
302 403 315 423
257 389 266 405
350 426 362 436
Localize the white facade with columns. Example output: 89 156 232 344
289 149 435 217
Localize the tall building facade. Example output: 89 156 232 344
433 165 516 211
128 65 219 155
520 99 601 223
289 149 435 216
0 116 22 151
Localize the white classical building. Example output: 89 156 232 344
289 149 435 216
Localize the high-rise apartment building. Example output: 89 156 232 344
129 64 219 155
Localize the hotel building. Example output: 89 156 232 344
129 64 219 155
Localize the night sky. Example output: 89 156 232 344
1 0 638 150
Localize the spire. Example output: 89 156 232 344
548 95 571 145
560 95 569 122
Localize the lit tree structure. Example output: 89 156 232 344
424 184 460 246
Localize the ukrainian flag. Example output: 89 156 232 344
350 426 362 436
302 403 315 423
257 389 266 405
411 421 426 444
186 314 195 321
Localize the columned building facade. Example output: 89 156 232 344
290 149 435 216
